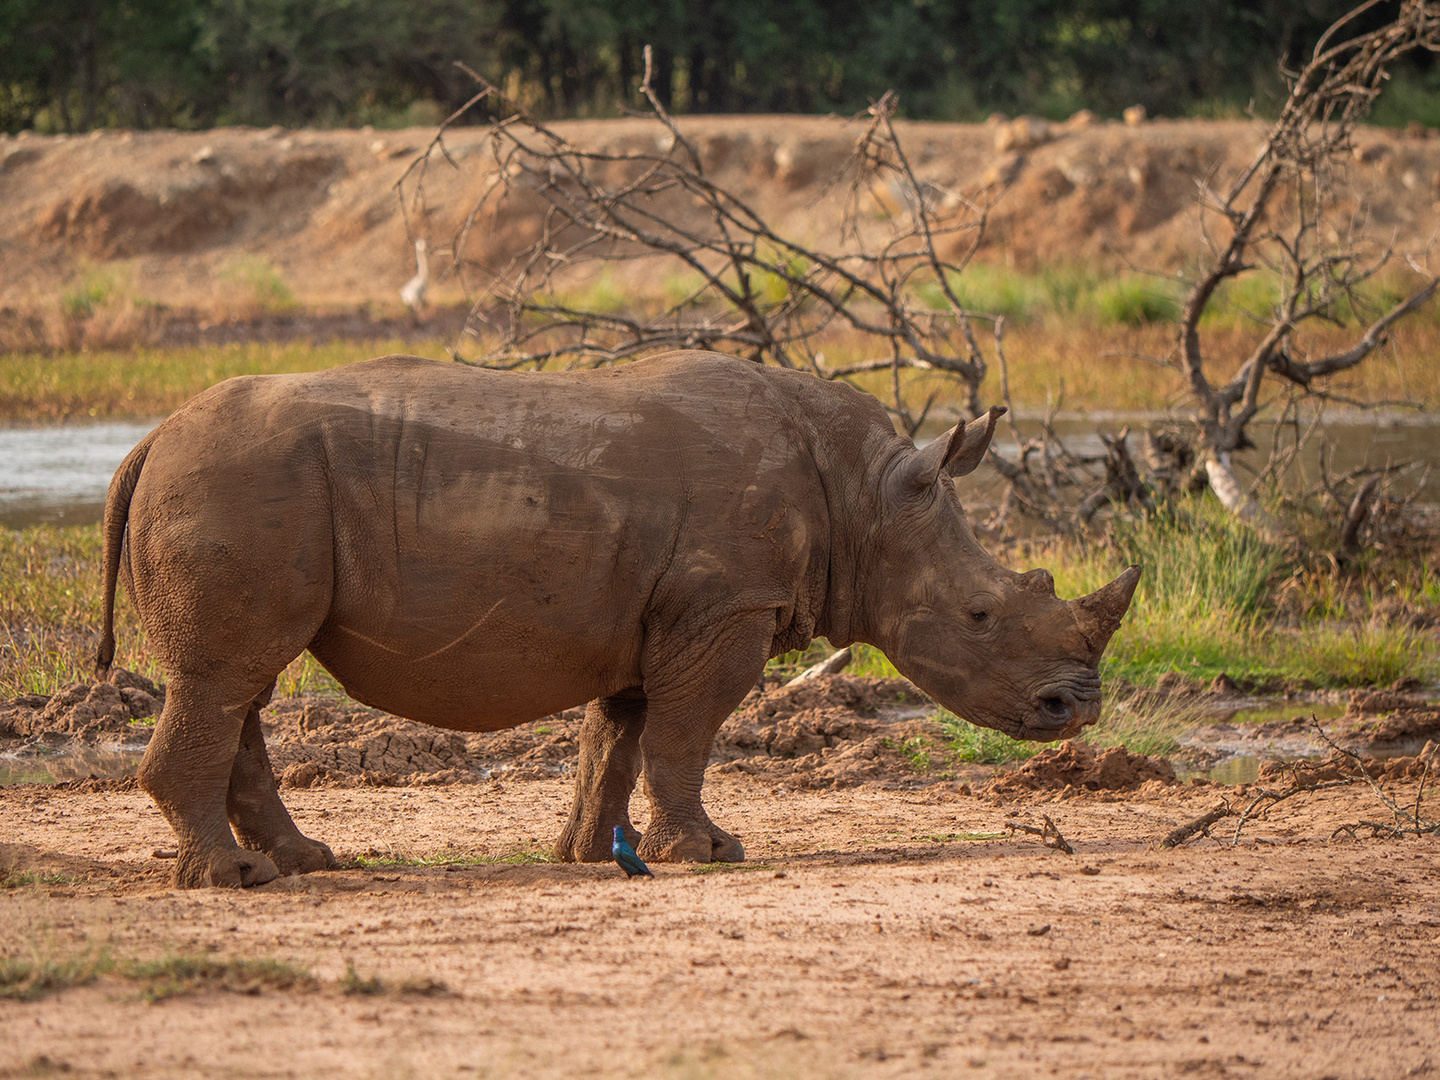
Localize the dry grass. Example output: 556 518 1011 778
2 305 1437 424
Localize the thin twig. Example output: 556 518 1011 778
1160 802 1235 849
1005 815 1076 855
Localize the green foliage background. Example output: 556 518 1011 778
3 0 1439 133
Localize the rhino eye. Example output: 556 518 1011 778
970 610 989 623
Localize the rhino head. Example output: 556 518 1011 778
856 408 1140 741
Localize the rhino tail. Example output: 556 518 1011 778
95 429 159 681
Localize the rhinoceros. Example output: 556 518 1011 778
96 351 1138 887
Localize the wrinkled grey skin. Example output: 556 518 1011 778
97 351 1139 888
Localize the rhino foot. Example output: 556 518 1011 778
637 818 745 864
174 845 279 889
554 820 640 863
266 834 336 876
709 824 745 863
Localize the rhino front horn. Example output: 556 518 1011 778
1074 564 1142 658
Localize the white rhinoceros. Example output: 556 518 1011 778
97 351 1138 887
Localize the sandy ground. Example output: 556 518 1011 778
2 772 1437 1079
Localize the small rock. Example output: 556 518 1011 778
1210 672 1241 697
119 687 159 720
980 152 1025 187
281 761 323 789
994 116 1052 152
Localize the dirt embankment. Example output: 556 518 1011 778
5 670 1438 797
5 115 1440 349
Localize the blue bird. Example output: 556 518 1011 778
612 826 653 878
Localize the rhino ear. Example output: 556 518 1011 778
906 406 1006 488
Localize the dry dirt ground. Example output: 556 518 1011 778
2 677 1438 1079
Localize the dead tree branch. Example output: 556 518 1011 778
409 53 1008 431
1176 0 1440 536
1160 802 1235 849
1310 718 1439 837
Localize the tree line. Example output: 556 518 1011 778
3 0 1437 134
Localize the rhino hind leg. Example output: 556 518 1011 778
633 612 772 864
555 688 646 863
138 678 280 889
226 693 336 876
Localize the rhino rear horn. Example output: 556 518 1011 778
908 406 1006 488
1074 564 1142 658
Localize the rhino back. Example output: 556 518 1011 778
129 353 869 730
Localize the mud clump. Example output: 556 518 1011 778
1340 686 1440 748
1257 742 1438 786
0 669 163 742
988 741 1177 797
709 675 935 789
263 700 586 787
5 672 940 790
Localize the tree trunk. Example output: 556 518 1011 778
1204 453 1286 544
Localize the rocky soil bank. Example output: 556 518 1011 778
6 115 1440 349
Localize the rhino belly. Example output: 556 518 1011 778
307 621 625 732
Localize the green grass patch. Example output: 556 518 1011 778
0 522 356 699
2 870 77 889
341 962 384 995
1093 276 1181 327
688 862 773 875
1047 495 1439 688
123 955 315 1003
218 255 298 314
1281 623 1431 687
0 943 449 1003
936 710 1043 764
0 339 452 422
60 268 117 321
339 963 451 999
918 264 1184 328
1077 699 1196 759
912 831 1008 843
0 949 112 1001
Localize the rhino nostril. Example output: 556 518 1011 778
1039 695 1072 722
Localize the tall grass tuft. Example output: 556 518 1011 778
1048 495 1439 688
1049 497 1291 684
0 524 354 699
1092 277 1181 326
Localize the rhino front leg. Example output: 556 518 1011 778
555 688 647 863
635 613 773 864
138 678 280 889
226 696 336 876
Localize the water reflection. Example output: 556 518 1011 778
0 743 147 785
0 421 158 528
